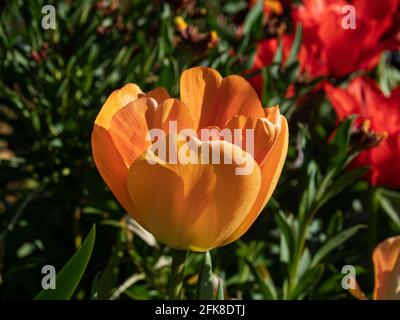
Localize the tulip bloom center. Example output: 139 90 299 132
146 120 256 176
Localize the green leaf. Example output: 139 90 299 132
283 61 300 84
273 39 283 65
93 248 120 299
242 0 263 36
311 225 365 267
298 77 324 96
379 189 400 230
306 162 318 214
197 251 213 300
377 52 400 95
329 116 355 170
296 248 311 282
245 259 277 300
216 277 224 300
270 40 283 79
286 24 302 68
261 67 269 106
123 284 153 300
35 225 96 300
318 167 369 207
275 211 295 263
326 211 344 238
79 1 92 24
292 265 324 299
90 271 101 300
223 1 248 15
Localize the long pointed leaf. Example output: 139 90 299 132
35 225 96 300
311 225 365 267
197 251 213 300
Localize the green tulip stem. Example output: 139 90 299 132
168 249 187 299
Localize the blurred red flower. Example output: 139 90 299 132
294 0 400 77
325 77 400 187
248 35 294 96
249 0 400 90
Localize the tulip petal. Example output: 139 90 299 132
108 98 152 167
324 82 360 120
180 66 222 130
91 124 136 215
347 78 388 130
109 98 195 167
208 75 265 129
264 105 281 123
127 140 261 251
354 0 398 25
349 281 368 300
180 67 264 130
318 9 368 77
95 84 143 129
326 77 398 133
372 236 400 300
220 114 288 245
224 113 278 167
147 98 194 132
145 87 171 104
109 97 193 167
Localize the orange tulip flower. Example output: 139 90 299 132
91 67 288 251
350 235 400 300
372 236 400 300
